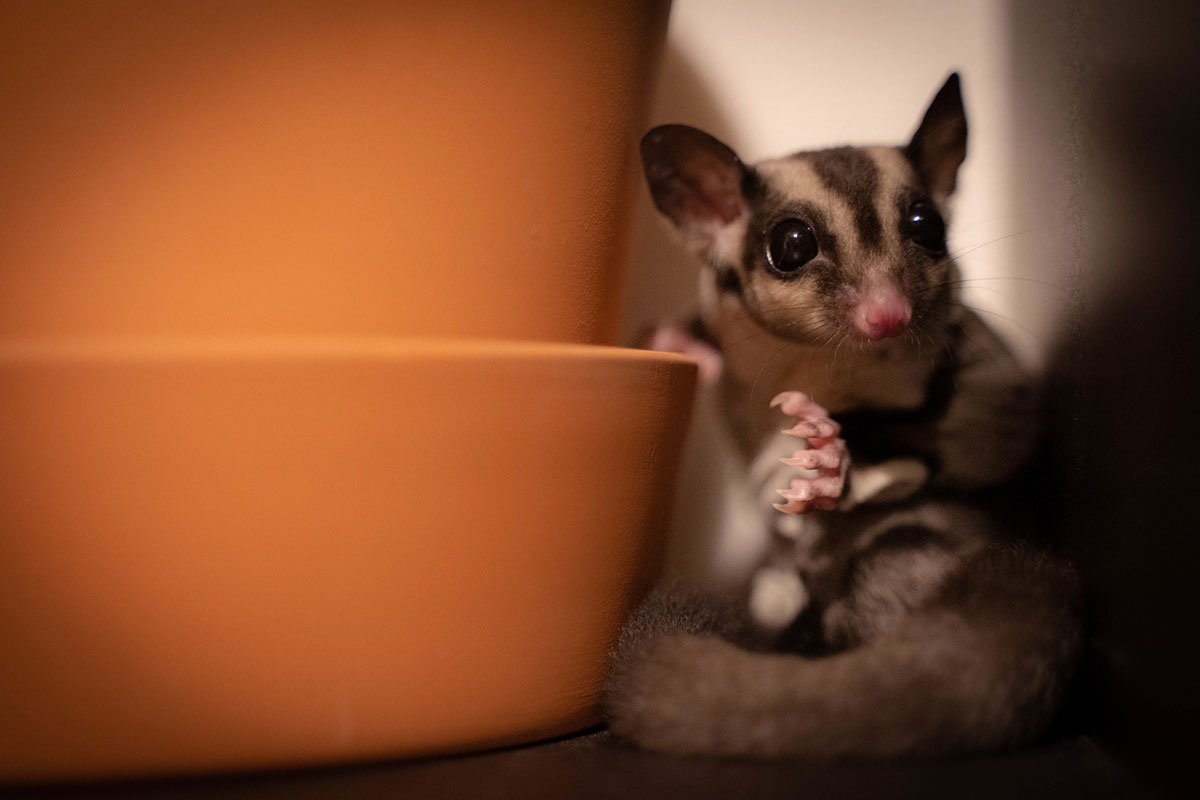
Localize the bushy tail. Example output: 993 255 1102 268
605 546 1080 758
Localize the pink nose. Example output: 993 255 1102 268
854 290 912 340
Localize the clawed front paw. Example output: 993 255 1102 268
770 391 849 514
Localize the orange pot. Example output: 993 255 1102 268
0 0 669 344
0 340 696 780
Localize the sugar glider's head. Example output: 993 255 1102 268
642 73 968 345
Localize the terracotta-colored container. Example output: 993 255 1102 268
0 340 695 780
0 0 669 345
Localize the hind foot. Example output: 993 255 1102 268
749 565 809 630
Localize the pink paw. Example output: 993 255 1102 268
770 391 849 514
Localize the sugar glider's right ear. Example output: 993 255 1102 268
640 125 749 244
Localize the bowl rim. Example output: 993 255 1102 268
0 337 698 367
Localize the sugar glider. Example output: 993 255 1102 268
605 74 1081 757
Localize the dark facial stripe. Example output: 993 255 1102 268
687 315 720 349
715 267 743 295
805 147 884 251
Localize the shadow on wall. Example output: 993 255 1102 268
1015 1 1200 796
620 43 739 346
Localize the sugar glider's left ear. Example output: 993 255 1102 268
906 73 968 200
640 125 749 249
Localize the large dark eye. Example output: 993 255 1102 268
766 218 818 275
905 202 947 253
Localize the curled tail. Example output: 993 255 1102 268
605 545 1081 758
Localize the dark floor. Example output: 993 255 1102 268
8 731 1164 800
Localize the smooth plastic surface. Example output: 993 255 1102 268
0 0 670 345
0 340 696 781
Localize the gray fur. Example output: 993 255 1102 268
606 542 1080 757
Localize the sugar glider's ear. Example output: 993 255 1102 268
906 73 968 200
640 125 749 247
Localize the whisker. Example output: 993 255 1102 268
921 230 1032 276
926 298 1048 349
937 275 1070 294
748 337 794 439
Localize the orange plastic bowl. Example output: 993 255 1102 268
0 339 695 781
